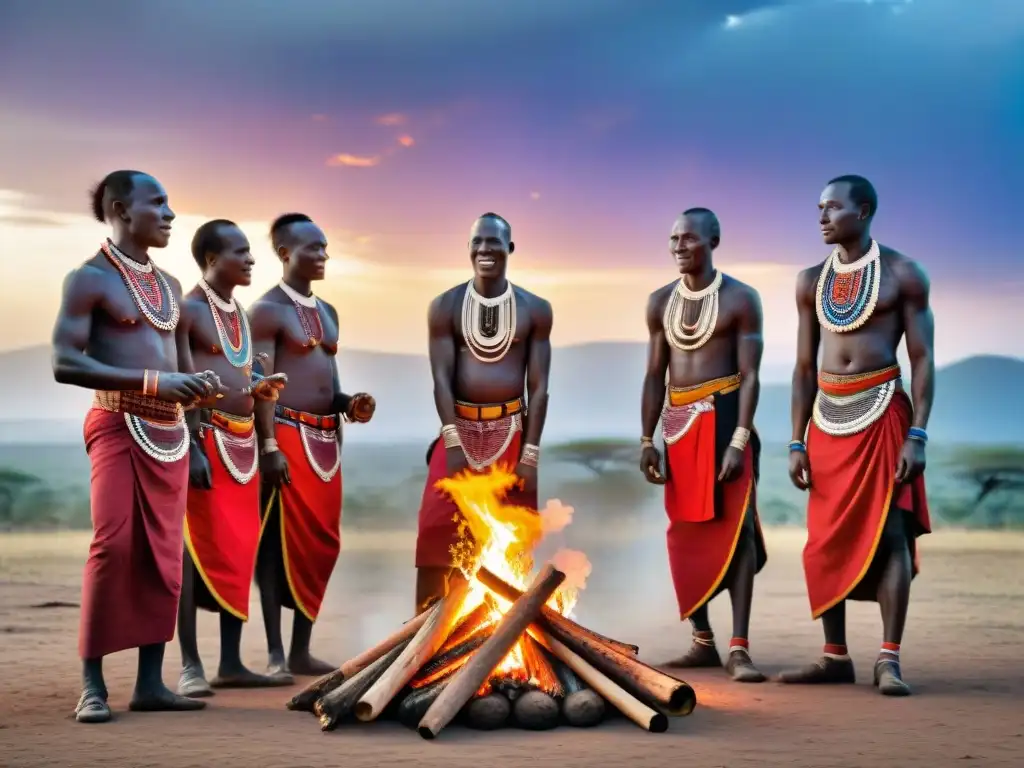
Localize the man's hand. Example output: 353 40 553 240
446 446 469 476
640 445 666 485
895 438 926 484
189 448 213 490
261 450 291 488
251 372 287 401
347 392 376 423
516 462 538 496
788 449 811 490
718 446 744 483
156 372 216 404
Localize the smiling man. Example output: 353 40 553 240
780 175 933 696
174 219 289 698
51 170 220 723
414 212 553 612
639 208 768 682
248 213 375 679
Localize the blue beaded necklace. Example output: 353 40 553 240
199 279 253 370
815 240 881 334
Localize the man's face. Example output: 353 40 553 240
669 215 713 275
818 182 865 245
119 174 175 248
468 218 512 280
208 225 255 287
280 221 329 281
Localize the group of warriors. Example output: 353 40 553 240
51 169 932 725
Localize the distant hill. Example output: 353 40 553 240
1 344 1021 445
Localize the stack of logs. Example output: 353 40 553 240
286 562 697 738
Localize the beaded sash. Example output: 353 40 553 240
812 379 897 436
208 415 258 485
662 398 715 445
93 390 188 463
298 424 341 483
454 412 522 471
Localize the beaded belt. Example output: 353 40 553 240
200 409 257 484
813 365 902 436
668 374 741 408
93 390 182 424
454 397 524 422
274 406 339 431
201 409 255 435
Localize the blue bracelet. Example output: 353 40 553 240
907 427 928 443
788 440 806 453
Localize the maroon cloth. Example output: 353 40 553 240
78 408 189 659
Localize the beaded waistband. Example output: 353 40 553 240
275 405 339 431
818 365 901 397
454 397 524 422
93 391 182 424
668 374 741 408
201 409 254 435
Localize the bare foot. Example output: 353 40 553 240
777 656 856 684
287 654 336 676
725 649 766 682
129 684 207 712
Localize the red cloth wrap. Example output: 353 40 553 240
416 432 536 569
803 382 931 619
663 406 765 619
259 419 342 622
79 408 189 659
184 421 260 621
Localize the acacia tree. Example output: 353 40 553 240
953 446 1024 527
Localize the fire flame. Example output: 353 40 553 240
434 464 592 694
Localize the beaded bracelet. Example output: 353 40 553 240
907 427 928 443
788 440 806 453
440 424 462 450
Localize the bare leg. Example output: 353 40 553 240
129 643 206 712
874 509 913 696
255 521 290 679
724 524 765 682
661 604 722 668
176 550 212 697
287 612 335 676
211 613 292 688
75 657 110 723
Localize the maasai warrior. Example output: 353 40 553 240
639 208 768 682
249 213 375 679
51 170 221 723
416 212 553 612
779 175 932 696
174 220 290 697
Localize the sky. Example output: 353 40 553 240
1 0 1022 368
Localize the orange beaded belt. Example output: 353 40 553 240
93 390 182 423
454 397 524 422
275 405 339 431
668 374 741 408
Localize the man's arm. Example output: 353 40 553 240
52 267 147 391
735 286 765 434
521 297 553 448
790 267 821 443
427 293 459 428
175 304 202 444
248 302 279 447
324 304 352 416
898 258 935 430
641 290 670 439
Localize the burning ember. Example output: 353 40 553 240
287 466 697 737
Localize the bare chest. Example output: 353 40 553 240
275 301 340 355
454 292 530 361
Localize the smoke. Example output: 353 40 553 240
551 548 592 593
538 498 574 535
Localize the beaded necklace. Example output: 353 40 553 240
278 280 323 347
815 239 881 333
663 271 722 351
101 239 179 332
461 280 516 363
198 279 252 370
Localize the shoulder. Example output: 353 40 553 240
316 296 339 321
647 280 676 311
721 273 761 308
161 269 184 295
178 290 206 323
795 260 826 301
429 284 464 315
514 285 552 319
247 296 286 335
881 245 929 300
61 257 107 295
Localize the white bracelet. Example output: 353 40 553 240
440 424 462 450
520 443 540 468
729 427 751 451
260 438 279 456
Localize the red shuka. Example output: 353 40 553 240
259 419 342 622
416 431 536 569
803 374 931 618
663 398 765 619
79 408 189 659
184 417 260 621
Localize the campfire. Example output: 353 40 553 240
286 466 697 737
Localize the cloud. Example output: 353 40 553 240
310 113 329 122
724 14 743 28
397 135 415 147
530 191 541 201
326 153 381 168
375 112 408 127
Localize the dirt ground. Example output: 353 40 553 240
1 528 1022 768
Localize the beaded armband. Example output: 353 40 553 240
788 440 806 453
907 427 928 443
440 424 462 450
520 443 540 468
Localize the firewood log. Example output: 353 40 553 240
315 639 410 731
